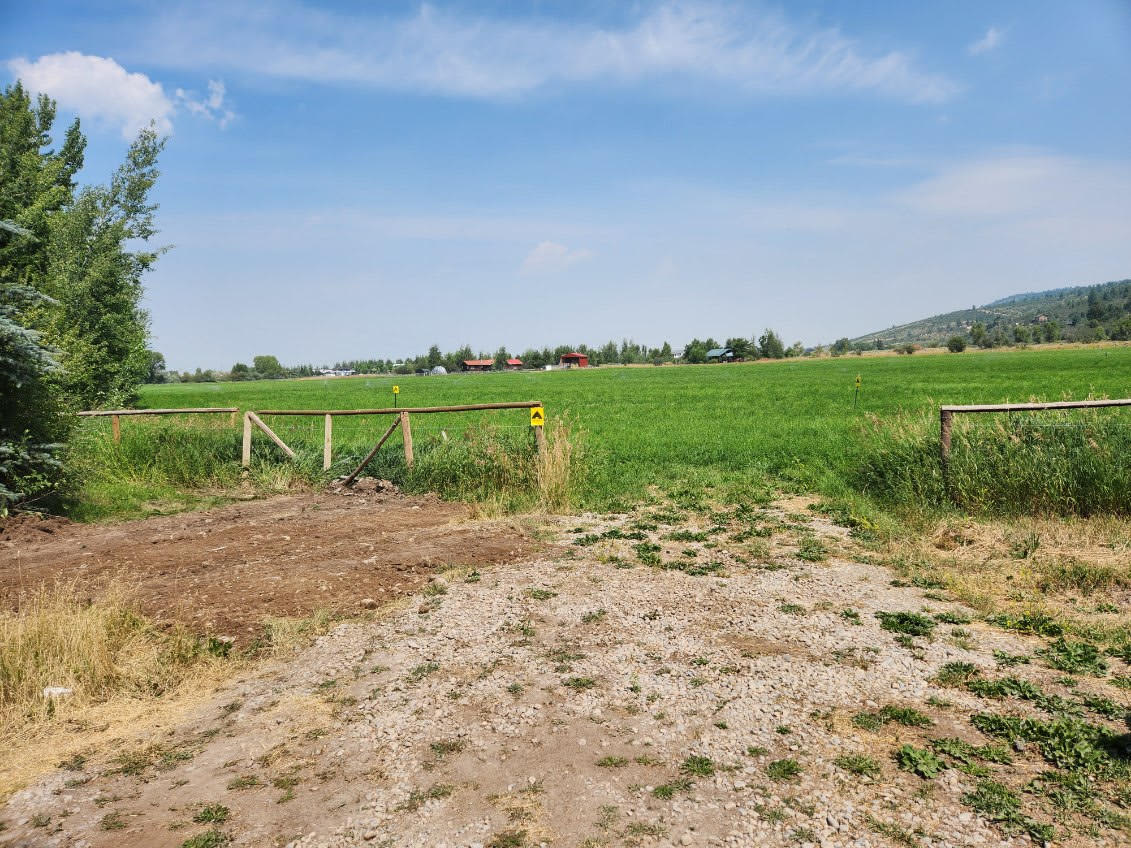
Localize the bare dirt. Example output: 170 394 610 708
0 482 536 639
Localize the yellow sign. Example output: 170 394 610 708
854 375 862 388
392 385 400 394
530 406 545 427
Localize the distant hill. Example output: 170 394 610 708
850 278 1131 348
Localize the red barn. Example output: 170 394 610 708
559 352 589 368
505 358 523 371
461 359 494 372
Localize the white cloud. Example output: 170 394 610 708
968 26 1003 55
141 1 957 103
8 52 174 139
175 79 235 128
520 241 593 275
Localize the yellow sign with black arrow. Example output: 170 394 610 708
392 385 400 394
530 406 545 427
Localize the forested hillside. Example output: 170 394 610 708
852 278 1131 348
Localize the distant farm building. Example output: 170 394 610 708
430 365 448 375
461 359 494 372
505 358 523 371
559 352 589 368
318 368 356 377
706 347 737 362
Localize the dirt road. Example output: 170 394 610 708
0 482 534 638
2 496 1128 847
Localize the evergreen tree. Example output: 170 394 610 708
0 222 65 510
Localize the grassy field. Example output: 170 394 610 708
79 345 1131 518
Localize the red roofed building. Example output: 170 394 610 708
559 352 589 368
505 358 523 371
461 359 494 372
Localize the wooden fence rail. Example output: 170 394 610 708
244 401 545 481
939 397 1131 471
78 407 239 444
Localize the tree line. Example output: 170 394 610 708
164 330 805 382
1 82 162 510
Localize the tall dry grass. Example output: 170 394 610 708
0 580 341 796
536 418 579 513
0 582 210 728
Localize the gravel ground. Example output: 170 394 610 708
3 496 1127 848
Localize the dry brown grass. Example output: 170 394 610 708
0 581 214 723
884 513 1131 641
536 419 579 514
0 581 337 797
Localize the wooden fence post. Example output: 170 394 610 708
242 413 252 467
247 412 296 459
111 414 121 444
400 411 414 468
342 416 401 487
535 421 546 453
939 409 953 471
323 414 333 471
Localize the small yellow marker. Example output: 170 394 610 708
392 384 400 408
392 385 400 394
853 375 862 408
530 406 545 427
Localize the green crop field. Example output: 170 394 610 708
67 345 1131 522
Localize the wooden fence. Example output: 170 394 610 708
79 402 546 486
939 398 1131 473
76 407 238 443
245 402 545 483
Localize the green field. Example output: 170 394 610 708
79 345 1131 520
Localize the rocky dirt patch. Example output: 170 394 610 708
2 497 1128 847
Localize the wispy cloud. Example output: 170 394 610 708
139 1 957 103
7 52 174 139
968 26 1003 55
175 79 235 128
520 241 593 275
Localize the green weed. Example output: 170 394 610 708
875 611 936 638
766 759 802 781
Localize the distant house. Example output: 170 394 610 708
461 359 494 372
559 352 589 368
1036 314 1049 323
505 358 523 371
706 347 736 362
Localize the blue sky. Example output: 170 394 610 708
5 1 1131 369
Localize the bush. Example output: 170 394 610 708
947 336 967 353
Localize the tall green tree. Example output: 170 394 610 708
757 329 785 359
43 128 166 408
0 83 85 294
253 354 283 378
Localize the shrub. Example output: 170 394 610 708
947 336 967 353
